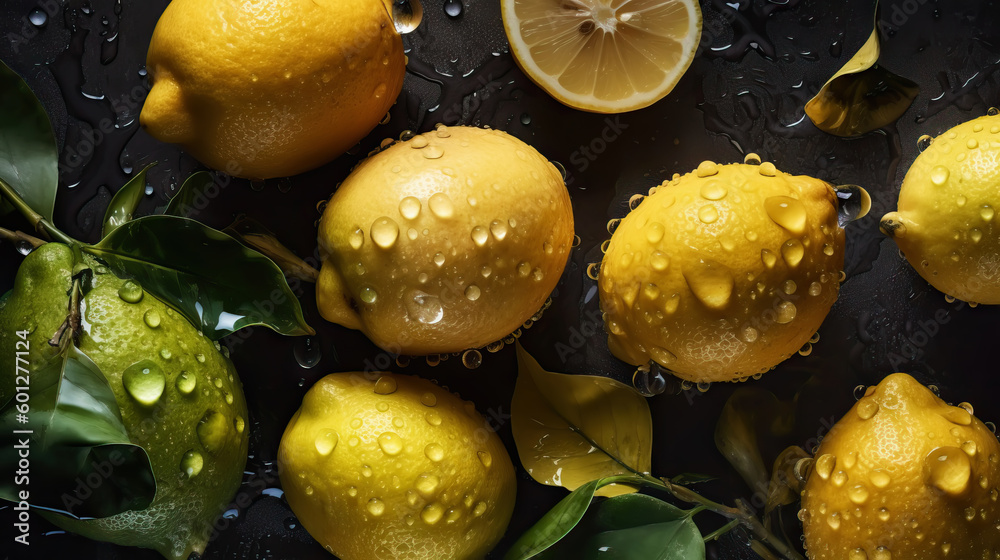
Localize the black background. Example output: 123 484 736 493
1 0 999 558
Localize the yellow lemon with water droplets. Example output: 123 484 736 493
599 159 869 383
278 372 516 560
800 373 1000 559
881 113 1000 305
140 0 405 179
316 125 575 356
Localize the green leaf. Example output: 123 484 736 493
0 345 155 518
505 475 638 560
714 387 795 494
0 60 59 222
163 171 214 217
224 216 319 282
512 343 652 497
85 215 314 339
578 494 705 560
102 163 156 239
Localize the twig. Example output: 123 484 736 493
0 176 76 245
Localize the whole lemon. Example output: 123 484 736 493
316 125 575 356
599 160 866 383
278 372 516 560
800 373 1000 559
881 113 1000 304
0 244 248 559
140 0 405 180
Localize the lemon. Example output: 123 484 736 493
278 372 516 560
880 113 1000 305
140 0 405 180
800 373 1000 559
598 159 868 383
0 244 247 559
501 0 701 113
316 125 575 356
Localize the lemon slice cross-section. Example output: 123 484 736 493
502 0 702 113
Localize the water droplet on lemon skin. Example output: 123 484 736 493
123 361 166 406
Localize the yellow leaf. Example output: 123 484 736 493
804 7 918 137
512 343 652 497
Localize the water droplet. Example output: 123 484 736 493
294 337 322 369
28 8 47 26
775 301 797 324
180 450 203 478
143 309 161 328
809 281 823 296
815 454 836 480
698 204 719 224
424 443 445 462
961 440 978 457
399 197 421 220
848 484 869 504
743 153 761 165
849 548 868 560
831 470 848 487
971 229 983 243
426 411 442 426
628 194 645 210
870 469 891 488
967 138 980 149
406 290 444 324
834 185 872 226
478 450 493 468
443 0 462 17
118 281 144 303
315 431 339 456
423 145 444 159
700 181 728 200
798 342 813 356
348 227 365 250
926 446 972 495
761 249 778 269
473 501 487 516
428 193 454 218
683 259 734 310
827 511 841 529
391 0 423 33
520 113 531 125
234 416 245 433
371 217 399 249
856 398 879 420
416 473 440 497
462 349 482 369
366 497 386 517
607 218 621 234
781 239 805 268
917 134 934 152
361 465 373 477
378 432 403 455
421 502 444 525
782 280 797 295
989 107 1000 116
174 371 197 395
374 375 398 395
764 196 807 234
123 361 165 406
929 165 951 186
197 410 229 454
696 160 719 177
632 365 667 396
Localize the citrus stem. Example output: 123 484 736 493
702 519 740 543
0 176 76 245
636 473 805 560
0 226 46 249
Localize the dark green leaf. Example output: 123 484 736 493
0 345 155 518
0 60 58 222
224 216 319 282
505 475 639 560
85 215 314 339
102 163 156 239
538 494 705 560
163 171 214 218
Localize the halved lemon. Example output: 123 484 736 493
501 0 702 113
